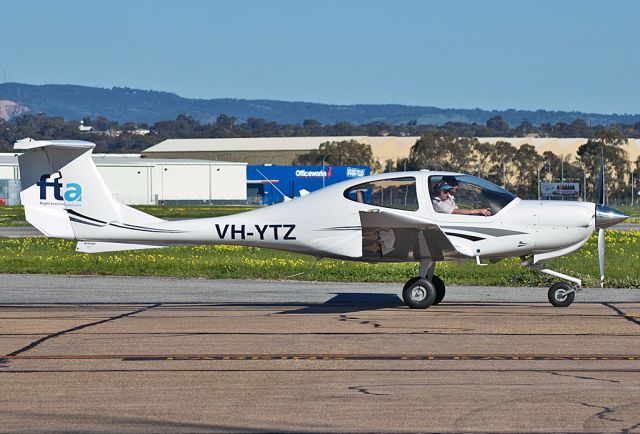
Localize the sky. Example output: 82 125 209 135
1 0 639 114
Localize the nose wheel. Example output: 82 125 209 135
548 282 575 307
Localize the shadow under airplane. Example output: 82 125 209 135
279 292 403 315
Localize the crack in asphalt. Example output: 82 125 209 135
348 385 389 396
338 314 382 328
602 303 640 327
621 421 640 434
551 371 621 384
575 401 623 424
2 303 161 359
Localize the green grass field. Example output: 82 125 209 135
0 230 638 287
0 207 26 226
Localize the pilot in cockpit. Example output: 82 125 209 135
432 180 492 216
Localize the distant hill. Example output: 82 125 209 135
0 99 29 120
1 82 638 126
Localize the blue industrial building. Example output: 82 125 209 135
247 165 370 205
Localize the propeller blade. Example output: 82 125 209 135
598 228 605 288
597 150 605 206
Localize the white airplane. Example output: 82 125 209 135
15 138 628 308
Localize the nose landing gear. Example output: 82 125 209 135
548 282 576 307
522 258 581 307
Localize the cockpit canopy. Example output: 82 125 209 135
429 175 516 214
343 176 419 211
341 173 517 215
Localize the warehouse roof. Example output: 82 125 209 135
142 136 422 162
144 137 371 152
142 136 640 162
0 153 246 166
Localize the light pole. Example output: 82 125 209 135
582 163 587 202
321 153 334 188
632 170 636 206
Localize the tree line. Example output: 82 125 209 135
294 129 638 204
403 128 635 203
1 113 638 203
2 113 640 153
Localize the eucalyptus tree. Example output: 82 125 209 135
513 144 543 198
407 131 476 173
488 141 518 190
577 127 629 202
293 139 381 172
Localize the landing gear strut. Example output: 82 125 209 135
522 258 580 307
401 260 446 309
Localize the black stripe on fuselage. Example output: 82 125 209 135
66 209 107 225
109 223 185 234
69 217 104 227
444 232 485 242
67 210 185 233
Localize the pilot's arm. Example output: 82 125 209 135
452 208 492 216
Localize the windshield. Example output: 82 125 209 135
429 175 516 215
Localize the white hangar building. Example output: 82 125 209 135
0 153 247 205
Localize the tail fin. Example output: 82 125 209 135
15 138 162 240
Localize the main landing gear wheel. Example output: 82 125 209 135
431 275 446 305
548 282 575 307
402 278 437 309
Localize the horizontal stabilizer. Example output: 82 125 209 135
76 241 168 253
14 138 96 151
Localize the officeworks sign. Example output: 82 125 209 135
294 167 367 179
295 169 329 178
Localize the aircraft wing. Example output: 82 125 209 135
359 211 466 261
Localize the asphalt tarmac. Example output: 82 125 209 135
1 275 639 433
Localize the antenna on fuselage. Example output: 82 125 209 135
256 169 291 202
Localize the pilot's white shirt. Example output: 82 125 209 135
432 195 457 214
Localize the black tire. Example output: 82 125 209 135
402 278 437 309
432 275 446 305
403 277 422 291
403 276 445 305
548 282 575 307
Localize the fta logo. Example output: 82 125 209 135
37 173 83 202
